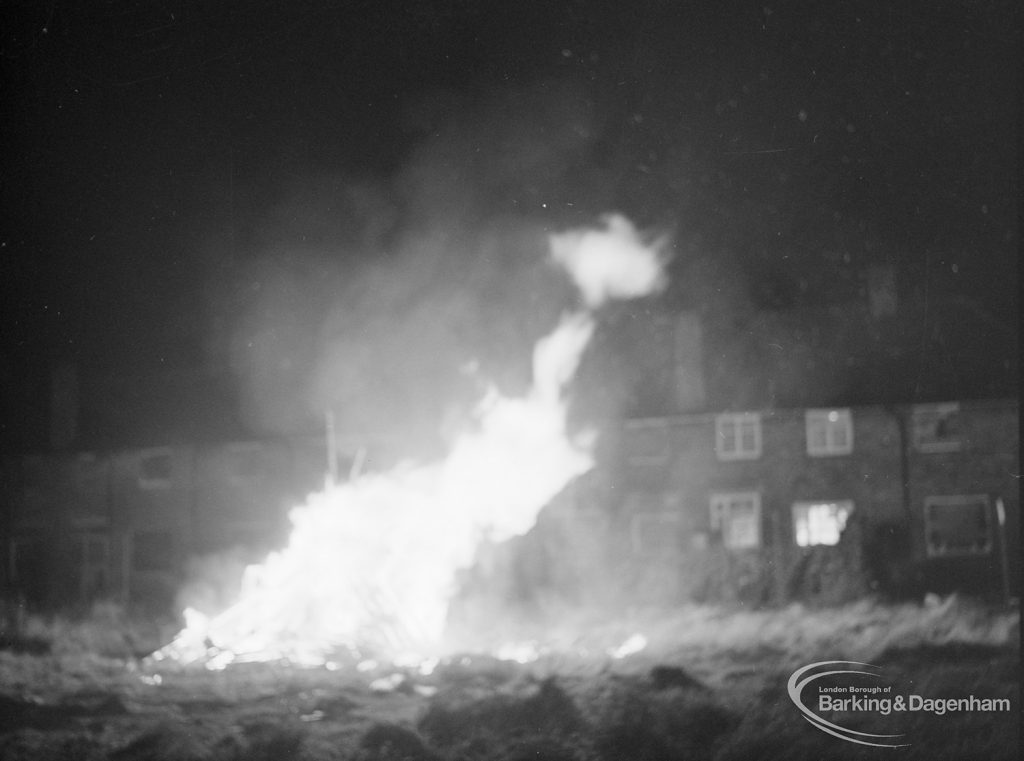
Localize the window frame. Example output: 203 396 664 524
912 403 962 453
805 409 854 457
714 412 763 461
924 494 992 558
709 491 762 550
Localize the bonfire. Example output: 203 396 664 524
152 213 668 671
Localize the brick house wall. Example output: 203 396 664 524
2 442 306 610
2 455 62 604
107 446 195 610
610 399 1018 604
0 432 404 611
905 399 1019 597
1 399 1017 611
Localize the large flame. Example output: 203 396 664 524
154 215 667 669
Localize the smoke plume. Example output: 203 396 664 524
207 80 604 455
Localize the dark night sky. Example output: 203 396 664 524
1 0 1019 449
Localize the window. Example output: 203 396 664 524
912 403 962 453
924 495 991 557
625 492 681 554
805 409 853 456
630 512 682 554
715 413 762 460
710 492 761 549
137 449 173 490
793 501 853 546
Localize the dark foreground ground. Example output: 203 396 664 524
0 597 1018 760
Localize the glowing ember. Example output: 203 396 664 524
153 215 668 669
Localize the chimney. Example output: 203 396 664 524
673 311 706 412
50 361 79 450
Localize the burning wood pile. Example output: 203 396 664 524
0 595 1017 760
151 214 669 673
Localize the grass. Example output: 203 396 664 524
0 595 1017 760
0 599 177 660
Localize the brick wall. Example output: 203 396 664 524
905 399 1019 596
1 440 318 610
610 399 1018 603
1 399 1017 611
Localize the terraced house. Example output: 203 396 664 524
597 397 1019 605
1 272 1019 610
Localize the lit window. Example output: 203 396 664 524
793 501 853 546
137 449 173 490
715 413 762 460
710 492 761 549
925 495 991 557
805 409 853 456
912 403 962 453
